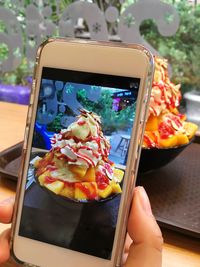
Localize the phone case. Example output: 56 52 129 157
11 38 154 267
24 264 40 267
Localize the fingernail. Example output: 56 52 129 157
0 197 15 206
136 186 153 216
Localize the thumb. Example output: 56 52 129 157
125 186 163 267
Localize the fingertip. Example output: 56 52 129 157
128 186 163 249
0 198 14 224
0 229 11 264
125 187 163 267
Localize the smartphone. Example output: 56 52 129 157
11 39 154 267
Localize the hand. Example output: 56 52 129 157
0 197 14 264
124 186 163 267
0 188 163 266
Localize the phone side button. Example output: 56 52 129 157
26 104 33 126
130 170 135 177
29 93 34 105
23 126 29 149
31 79 37 97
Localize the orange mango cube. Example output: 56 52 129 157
184 122 198 139
98 185 113 199
146 115 158 131
75 182 98 201
60 185 75 199
38 171 50 185
82 167 96 182
110 181 122 194
69 165 88 178
44 180 64 195
113 169 124 183
176 134 189 146
159 135 178 148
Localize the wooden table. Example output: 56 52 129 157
0 101 200 267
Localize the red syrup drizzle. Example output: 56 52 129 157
77 120 86 126
75 183 97 200
96 171 109 190
158 122 175 139
143 135 156 148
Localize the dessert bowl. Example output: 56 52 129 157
31 151 122 207
138 141 192 174
35 174 119 208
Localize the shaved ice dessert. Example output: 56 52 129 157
143 57 198 149
34 109 124 202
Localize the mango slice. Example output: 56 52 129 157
146 115 158 131
110 181 122 194
176 134 189 146
38 171 50 186
44 180 64 194
75 182 98 201
98 185 113 199
69 165 88 178
113 169 124 183
159 135 178 148
184 122 198 139
82 167 96 182
60 185 74 199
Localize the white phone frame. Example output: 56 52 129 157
11 38 154 267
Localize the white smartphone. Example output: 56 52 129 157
11 39 154 267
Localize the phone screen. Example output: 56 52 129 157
19 67 140 260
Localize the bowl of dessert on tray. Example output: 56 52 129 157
32 109 124 204
139 57 198 173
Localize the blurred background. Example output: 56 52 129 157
0 0 200 127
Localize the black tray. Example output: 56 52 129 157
0 142 23 181
137 135 200 238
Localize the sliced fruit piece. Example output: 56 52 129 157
74 184 87 201
71 123 90 140
75 182 98 201
159 135 178 148
145 115 158 131
98 185 113 199
44 176 57 184
96 171 109 190
177 113 186 121
69 165 88 178
32 156 42 168
44 180 64 194
82 167 96 182
158 121 175 139
60 184 75 199
184 122 198 139
113 169 124 183
37 152 53 170
170 107 179 115
38 171 50 185
143 131 160 148
176 134 189 146
110 181 122 194
36 167 46 177
45 151 54 161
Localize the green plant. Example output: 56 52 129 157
46 112 64 132
77 89 136 135
140 0 200 94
